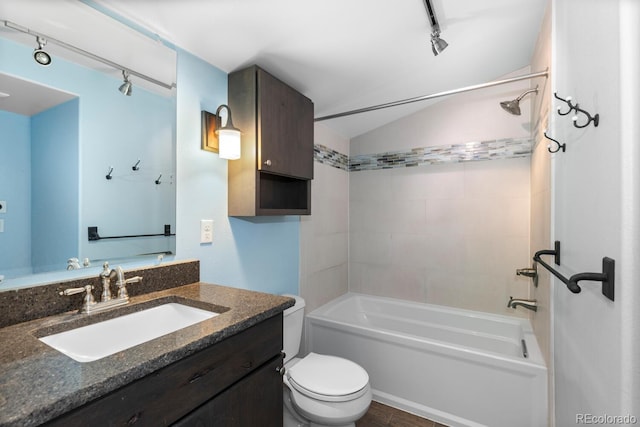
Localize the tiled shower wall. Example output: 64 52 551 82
300 124 350 315
302 69 536 318
346 69 535 317
349 158 531 316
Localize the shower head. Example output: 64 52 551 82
500 86 539 115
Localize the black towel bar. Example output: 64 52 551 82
533 241 615 301
88 225 174 241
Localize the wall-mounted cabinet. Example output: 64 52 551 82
228 65 314 216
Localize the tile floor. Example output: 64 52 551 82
356 401 449 427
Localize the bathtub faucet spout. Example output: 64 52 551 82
508 297 538 312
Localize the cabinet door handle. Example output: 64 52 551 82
264 159 272 166
188 368 212 383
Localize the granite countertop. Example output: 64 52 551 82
0 282 294 427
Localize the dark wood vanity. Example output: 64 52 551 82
45 314 284 427
0 261 293 427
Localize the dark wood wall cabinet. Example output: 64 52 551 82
45 314 284 427
228 65 314 216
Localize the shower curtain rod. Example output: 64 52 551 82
314 69 549 122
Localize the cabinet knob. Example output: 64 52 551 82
276 365 285 376
264 159 272 166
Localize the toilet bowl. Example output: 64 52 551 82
282 295 372 427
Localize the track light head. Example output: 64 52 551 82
119 70 132 96
430 32 448 56
33 36 51 66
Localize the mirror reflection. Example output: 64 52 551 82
0 35 176 289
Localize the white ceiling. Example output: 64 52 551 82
33 0 548 138
0 72 77 116
92 0 547 138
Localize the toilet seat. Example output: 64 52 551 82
287 353 369 402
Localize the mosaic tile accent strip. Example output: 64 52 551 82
314 143 350 171
348 137 532 172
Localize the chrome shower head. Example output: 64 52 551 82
500 86 539 115
500 99 522 115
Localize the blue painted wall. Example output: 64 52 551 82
0 36 175 272
1 35 300 295
31 99 79 273
175 49 299 295
0 111 31 278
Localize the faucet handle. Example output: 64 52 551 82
60 285 96 313
116 275 143 299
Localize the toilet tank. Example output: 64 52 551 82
282 294 305 364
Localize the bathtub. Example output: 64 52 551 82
307 293 547 427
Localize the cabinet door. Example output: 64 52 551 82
173 356 284 427
257 68 314 180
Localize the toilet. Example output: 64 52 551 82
282 295 372 427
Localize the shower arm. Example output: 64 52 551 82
515 88 539 101
315 69 549 122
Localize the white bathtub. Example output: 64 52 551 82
307 293 547 427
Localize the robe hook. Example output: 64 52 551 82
554 92 599 128
543 130 565 154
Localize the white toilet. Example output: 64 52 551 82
282 295 372 427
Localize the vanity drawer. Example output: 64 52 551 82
44 314 283 427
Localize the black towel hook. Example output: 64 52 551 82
155 174 162 185
554 92 599 129
105 166 114 180
132 159 141 171
543 130 566 153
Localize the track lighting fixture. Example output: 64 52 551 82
430 32 448 56
118 70 132 96
33 36 51 66
423 0 448 56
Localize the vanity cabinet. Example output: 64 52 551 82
44 314 283 427
173 356 282 426
228 65 314 216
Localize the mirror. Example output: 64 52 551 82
0 33 176 290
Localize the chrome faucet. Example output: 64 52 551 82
508 296 538 312
99 262 116 301
59 264 143 314
67 258 82 270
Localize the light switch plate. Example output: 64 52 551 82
0 219 4 233
200 219 213 243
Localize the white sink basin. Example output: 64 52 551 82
39 303 219 362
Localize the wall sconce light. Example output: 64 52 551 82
201 105 241 160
